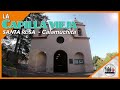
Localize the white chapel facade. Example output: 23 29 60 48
28 18 94 73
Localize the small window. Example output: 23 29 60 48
57 36 64 44
69 59 73 64
78 28 82 36
38 28 43 36
74 59 84 65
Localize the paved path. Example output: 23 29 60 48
17 70 93 77
2 66 93 77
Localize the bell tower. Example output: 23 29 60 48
72 18 94 72
73 18 87 38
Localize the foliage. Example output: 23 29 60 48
93 56 101 65
93 52 117 70
2 13 49 64
2 60 15 67
103 52 117 64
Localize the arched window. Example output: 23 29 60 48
38 28 43 36
78 28 82 36
74 52 84 64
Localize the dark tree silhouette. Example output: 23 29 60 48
2 13 49 66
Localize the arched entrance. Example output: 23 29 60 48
54 50 68 73
74 52 85 72
36 52 47 72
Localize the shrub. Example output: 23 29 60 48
2 61 15 67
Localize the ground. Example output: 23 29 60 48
2 66 93 77
17 70 93 77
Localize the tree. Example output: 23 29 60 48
93 56 101 65
103 52 117 64
92 56 101 70
93 52 117 70
95 59 103 70
2 13 49 66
